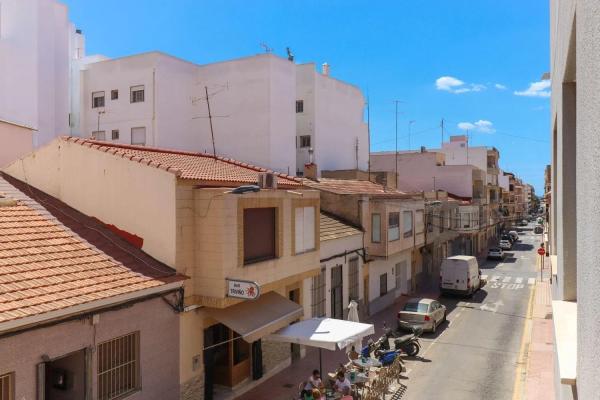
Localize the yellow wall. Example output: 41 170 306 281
0 121 34 168
4 138 178 266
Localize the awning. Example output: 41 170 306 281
204 292 303 343
266 318 375 351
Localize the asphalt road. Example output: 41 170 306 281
401 225 541 400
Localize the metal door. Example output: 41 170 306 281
331 265 343 319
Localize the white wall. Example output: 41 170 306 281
0 0 72 149
368 250 411 302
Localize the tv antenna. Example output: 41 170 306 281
286 47 294 62
260 43 273 53
191 84 230 160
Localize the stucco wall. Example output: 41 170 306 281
0 297 180 400
0 121 34 168
3 139 178 266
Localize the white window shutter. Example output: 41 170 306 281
303 207 315 251
295 207 304 253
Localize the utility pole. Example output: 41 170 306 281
367 93 371 181
393 100 404 179
205 86 217 159
440 118 445 146
408 120 416 151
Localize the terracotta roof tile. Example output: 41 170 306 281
319 213 362 242
0 175 185 328
61 136 301 187
305 178 416 197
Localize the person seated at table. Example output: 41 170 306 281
333 371 352 394
347 345 359 361
340 386 353 400
311 388 325 400
304 369 324 391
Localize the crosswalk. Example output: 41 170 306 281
481 275 536 290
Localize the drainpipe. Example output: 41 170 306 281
152 68 156 146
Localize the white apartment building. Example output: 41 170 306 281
76 52 368 177
0 0 83 165
296 63 369 175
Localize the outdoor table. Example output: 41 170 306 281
352 357 382 369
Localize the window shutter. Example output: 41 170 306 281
303 207 315 251
295 207 304 253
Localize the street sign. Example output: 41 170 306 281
226 278 260 300
537 247 546 256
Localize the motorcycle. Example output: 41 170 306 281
377 322 423 357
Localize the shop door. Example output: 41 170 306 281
331 265 343 319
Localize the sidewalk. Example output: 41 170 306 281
523 279 555 400
235 288 440 400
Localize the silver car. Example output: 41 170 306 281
397 298 447 334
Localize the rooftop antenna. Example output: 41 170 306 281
191 84 230 160
260 43 273 53
286 47 294 62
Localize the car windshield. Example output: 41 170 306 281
403 302 429 313
490 248 501 252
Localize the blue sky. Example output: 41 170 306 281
63 0 550 193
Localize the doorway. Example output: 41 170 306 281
42 349 87 400
288 288 302 362
204 323 251 399
331 265 343 319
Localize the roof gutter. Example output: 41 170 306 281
0 281 183 336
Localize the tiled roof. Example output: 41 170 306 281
305 178 414 197
320 213 362 242
62 137 301 187
0 174 184 328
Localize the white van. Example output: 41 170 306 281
440 256 481 296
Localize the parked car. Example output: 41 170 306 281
499 239 512 250
534 224 543 234
508 231 519 242
398 298 447 333
487 247 505 260
501 234 514 243
440 256 481 296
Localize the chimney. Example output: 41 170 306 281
322 62 330 76
304 163 318 180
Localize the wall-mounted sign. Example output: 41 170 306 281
226 279 260 300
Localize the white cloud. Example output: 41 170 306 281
495 83 507 90
457 119 495 134
436 76 464 91
435 76 486 94
514 80 551 97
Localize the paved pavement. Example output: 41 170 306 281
401 226 540 400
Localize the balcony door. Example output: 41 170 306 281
331 265 343 319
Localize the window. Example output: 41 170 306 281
92 130 106 141
111 129 120 140
244 208 276 264
92 91 105 108
299 135 311 148
388 212 400 241
439 211 445 233
294 206 315 254
348 257 359 301
111 89 119 100
0 372 14 400
415 210 424 234
311 268 326 317
98 332 140 400
371 213 381 243
296 100 304 113
403 211 413 238
379 273 388 297
130 85 145 103
131 127 146 146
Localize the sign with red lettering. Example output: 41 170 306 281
226 279 260 300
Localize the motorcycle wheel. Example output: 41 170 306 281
405 342 420 357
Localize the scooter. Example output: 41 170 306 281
376 322 422 357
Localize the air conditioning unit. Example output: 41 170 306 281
258 172 278 189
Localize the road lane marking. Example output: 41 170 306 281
528 278 535 285
515 277 523 284
512 280 536 400
503 276 511 283
491 276 500 282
